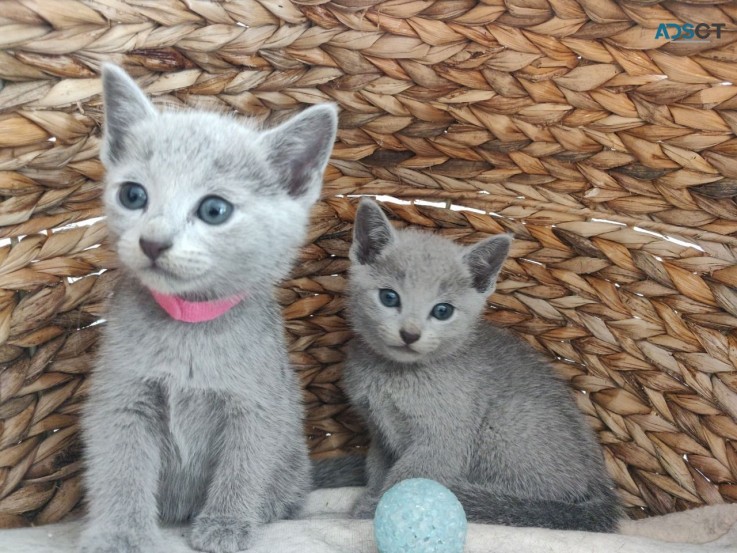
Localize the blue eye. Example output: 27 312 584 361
197 196 233 225
431 303 454 320
118 182 147 210
379 289 400 308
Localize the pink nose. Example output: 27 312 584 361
139 238 171 261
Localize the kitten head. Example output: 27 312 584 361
348 199 511 363
100 64 337 298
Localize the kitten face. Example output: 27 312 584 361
100 64 337 298
103 112 305 298
348 199 511 364
349 234 486 362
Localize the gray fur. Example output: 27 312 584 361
310 455 367 488
342 199 621 532
80 64 337 553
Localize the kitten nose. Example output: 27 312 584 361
139 238 172 261
400 329 421 345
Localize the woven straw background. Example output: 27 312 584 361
1 0 737 528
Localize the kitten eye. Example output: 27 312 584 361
431 303 454 320
197 196 233 225
118 182 147 210
379 289 400 308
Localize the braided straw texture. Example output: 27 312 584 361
1 0 737 527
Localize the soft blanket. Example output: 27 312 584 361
4 488 737 553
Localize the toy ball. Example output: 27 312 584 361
373 478 467 553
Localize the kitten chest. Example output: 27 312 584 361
368 368 450 455
163 383 219 466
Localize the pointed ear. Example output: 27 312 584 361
100 63 156 165
350 199 396 265
260 103 338 204
464 234 512 293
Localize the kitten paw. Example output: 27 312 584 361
190 515 252 553
351 494 379 519
78 529 162 553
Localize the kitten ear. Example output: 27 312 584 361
101 63 156 165
350 199 396 265
464 234 512 293
260 104 338 204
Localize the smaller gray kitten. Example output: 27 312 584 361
342 199 621 532
80 65 337 553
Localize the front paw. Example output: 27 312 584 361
352 493 379 519
79 529 162 553
190 515 252 553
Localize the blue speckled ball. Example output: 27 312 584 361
374 479 467 553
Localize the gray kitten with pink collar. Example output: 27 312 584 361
79 65 338 553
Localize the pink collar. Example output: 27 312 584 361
150 290 246 323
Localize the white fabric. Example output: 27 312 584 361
3 488 737 553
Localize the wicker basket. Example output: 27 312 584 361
0 0 736 528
